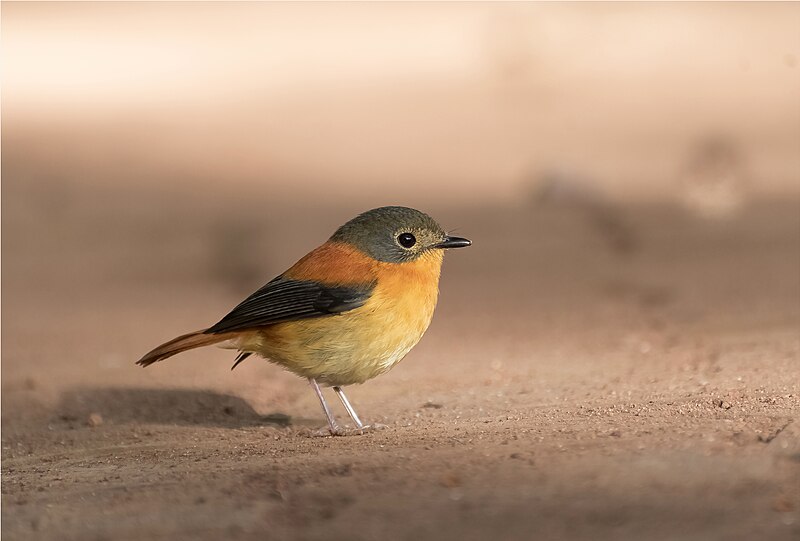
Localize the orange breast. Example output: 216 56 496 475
371 249 444 343
239 246 445 386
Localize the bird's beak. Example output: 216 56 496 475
434 236 472 249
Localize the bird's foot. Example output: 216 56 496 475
309 423 386 437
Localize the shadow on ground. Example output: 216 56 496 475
54 388 291 428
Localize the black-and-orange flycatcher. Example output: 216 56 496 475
138 206 471 435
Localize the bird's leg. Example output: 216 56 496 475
333 386 364 429
308 378 342 436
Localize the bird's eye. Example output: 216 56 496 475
397 232 416 248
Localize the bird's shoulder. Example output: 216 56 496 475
283 241 379 285
204 242 378 334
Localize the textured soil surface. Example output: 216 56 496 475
2 187 799 540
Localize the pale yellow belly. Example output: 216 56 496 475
234 281 439 386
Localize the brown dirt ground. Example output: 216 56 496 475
2 185 799 540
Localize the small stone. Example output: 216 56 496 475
328 463 353 477
87 413 103 427
422 401 443 409
772 495 794 513
439 472 461 488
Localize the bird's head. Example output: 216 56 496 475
330 206 471 263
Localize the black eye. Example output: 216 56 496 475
397 232 416 248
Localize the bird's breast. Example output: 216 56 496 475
248 250 444 385
357 251 443 368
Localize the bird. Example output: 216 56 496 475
137 206 471 435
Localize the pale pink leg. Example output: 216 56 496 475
333 386 364 429
308 378 341 435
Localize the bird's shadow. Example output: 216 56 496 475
55 387 292 428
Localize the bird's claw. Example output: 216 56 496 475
309 423 385 437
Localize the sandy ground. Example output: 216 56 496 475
2 184 799 540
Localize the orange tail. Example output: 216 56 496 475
136 330 236 367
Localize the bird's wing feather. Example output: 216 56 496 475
205 276 375 334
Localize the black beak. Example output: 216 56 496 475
434 236 472 249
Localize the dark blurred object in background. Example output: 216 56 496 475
679 135 748 220
532 168 639 256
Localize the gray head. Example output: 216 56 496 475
330 206 471 263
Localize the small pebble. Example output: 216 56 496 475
772 495 794 513
422 401 443 409
439 472 461 488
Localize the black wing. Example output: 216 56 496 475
205 276 374 334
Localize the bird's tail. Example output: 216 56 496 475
136 330 237 367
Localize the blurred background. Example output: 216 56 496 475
3 3 799 540
4 0 798 373
4 2 799 202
